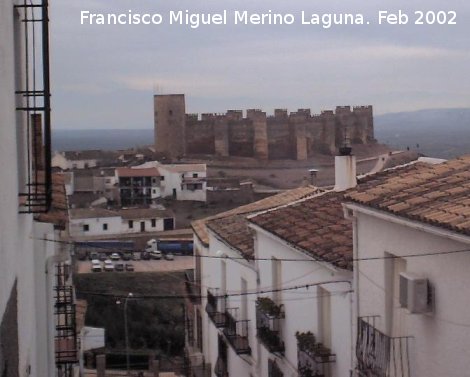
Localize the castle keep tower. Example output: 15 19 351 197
154 94 186 157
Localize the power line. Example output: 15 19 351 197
76 279 352 300
35 236 470 264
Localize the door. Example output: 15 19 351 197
163 218 174 230
140 221 145 232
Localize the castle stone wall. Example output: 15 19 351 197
154 95 374 160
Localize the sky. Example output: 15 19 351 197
49 0 470 130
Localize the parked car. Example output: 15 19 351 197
89 252 99 260
125 263 134 272
132 252 140 261
141 252 151 260
104 260 114 271
99 253 107 261
122 253 131 261
91 260 102 272
164 252 174 261
77 251 87 261
115 262 125 272
110 252 121 261
150 250 162 260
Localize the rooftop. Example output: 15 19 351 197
250 191 353 270
193 186 321 256
345 155 470 236
62 150 117 161
116 167 160 178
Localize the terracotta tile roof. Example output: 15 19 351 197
345 155 470 236
250 191 353 270
69 208 119 220
119 208 174 220
192 186 321 255
116 167 160 177
247 162 430 270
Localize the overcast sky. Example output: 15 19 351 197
49 0 470 130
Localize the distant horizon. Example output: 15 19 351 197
51 106 470 130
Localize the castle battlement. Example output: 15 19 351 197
155 94 375 160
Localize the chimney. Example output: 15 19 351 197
334 145 357 191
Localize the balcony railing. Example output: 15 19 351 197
356 317 412 377
223 309 251 355
256 297 285 354
15 0 52 214
190 363 212 377
268 358 284 377
296 332 335 377
214 357 228 377
205 289 227 328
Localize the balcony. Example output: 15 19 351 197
256 297 285 354
268 359 284 377
356 317 412 377
205 289 227 328
223 308 251 355
296 332 336 377
15 0 52 214
189 363 211 377
214 357 228 377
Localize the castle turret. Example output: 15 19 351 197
154 94 186 157
247 109 268 160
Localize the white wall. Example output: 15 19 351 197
51 153 97 170
122 217 165 233
0 2 43 376
159 166 207 202
201 233 258 377
352 208 470 377
69 216 122 237
254 228 353 377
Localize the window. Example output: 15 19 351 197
128 220 133 229
151 219 156 227
103 223 108 231
193 173 198 178
83 224 89 232
160 176 165 181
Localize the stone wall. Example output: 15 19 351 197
154 95 374 160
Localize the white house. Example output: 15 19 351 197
52 151 99 170
189 186 320 376
248 191 355 377
344 156 470 377
136 162 208 202
68 207 175 238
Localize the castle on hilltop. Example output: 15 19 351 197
154 94 375 160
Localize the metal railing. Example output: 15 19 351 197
356 317 412 377
15 0 52 214
205 289 227 328
268 359 284 377
256 304 285 354
297 332 335 377
223 309 251 355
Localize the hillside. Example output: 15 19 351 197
375 108 470 158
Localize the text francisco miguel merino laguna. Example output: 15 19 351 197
80 9 372 29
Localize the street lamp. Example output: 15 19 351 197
117 292 133 376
